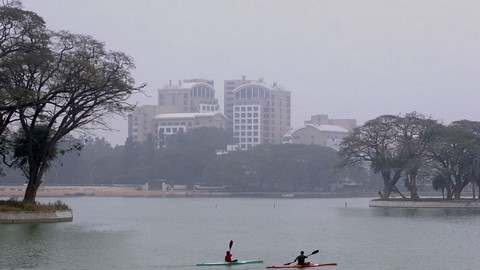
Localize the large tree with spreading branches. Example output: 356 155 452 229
0 1 145 202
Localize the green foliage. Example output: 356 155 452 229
0 198 70 211
0 3 144 202
202 144 339 192
339 113 480 200
12 125 57 174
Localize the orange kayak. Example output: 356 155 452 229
266 263 337 268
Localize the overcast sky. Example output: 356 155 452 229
22 0 480 146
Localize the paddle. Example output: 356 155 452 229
227 240 238 263
283 250 319 266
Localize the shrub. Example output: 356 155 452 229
0 198 70 211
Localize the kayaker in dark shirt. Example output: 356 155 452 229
225 251 238 262
294 251 309 265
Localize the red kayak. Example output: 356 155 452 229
266 263 337 268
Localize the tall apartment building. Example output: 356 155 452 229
128 79 224 142
224 76 291 150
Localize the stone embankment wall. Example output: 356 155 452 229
0 210 73 224
369 200 480 209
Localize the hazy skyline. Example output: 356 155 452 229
22 0 480 146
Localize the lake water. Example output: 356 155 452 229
1 197 479 270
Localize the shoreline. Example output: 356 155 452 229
369 199 480 209
0 185 380 198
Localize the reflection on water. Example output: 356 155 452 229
370 207 480 219
1 224 49 269
1 197 479 270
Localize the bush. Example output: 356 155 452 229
0 198 70 211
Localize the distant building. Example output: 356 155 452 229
155 112 227 136
224 76 291 150
128 105 162 142
157 79 219 113
284 115 356 150
304 114 357 131
128 79 224 142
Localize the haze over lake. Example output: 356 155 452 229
21 0 480 146
1 197 479 270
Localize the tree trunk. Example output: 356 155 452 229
381 171 393 199
381 170 402 200
23 182 38 204
445 177 454 199
453 185 463 199
408 174 420 200
382 185 392 200
23 164 45 203
473 182 476 200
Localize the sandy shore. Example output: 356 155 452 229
0 185 177 198
0 185 381 199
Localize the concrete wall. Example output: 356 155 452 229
0 210 73 224
369 200 480 209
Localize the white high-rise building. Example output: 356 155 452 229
224 77 291 150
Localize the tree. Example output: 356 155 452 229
427 121 480 199
395 112 440 200
338 115 405 199
0 2 50 175
1 4 145 202
202 144 338 192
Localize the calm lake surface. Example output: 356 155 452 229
1 197 479 270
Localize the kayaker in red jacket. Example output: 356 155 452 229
225 251 238 262
293 251 309 265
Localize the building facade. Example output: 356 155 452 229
304 114 357 131
224 77 291 150
155 112 227 136
284 115 356 150
157 79 219 114
128 105 162 142
128 79 224 142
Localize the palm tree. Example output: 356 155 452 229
12 125 57 202
432 173 448 199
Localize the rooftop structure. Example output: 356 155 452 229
284 115 356 150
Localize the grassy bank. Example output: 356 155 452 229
0 198 70 212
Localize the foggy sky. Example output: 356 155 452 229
22 0 480 146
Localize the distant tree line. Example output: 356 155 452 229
2 127 375 192
338 112 480 200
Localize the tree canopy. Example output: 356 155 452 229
338 113 480 200
0 2 145 202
